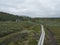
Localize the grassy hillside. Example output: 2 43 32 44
0 12 31 21
0 21 60 45
0 21 41 45
0 12 60 45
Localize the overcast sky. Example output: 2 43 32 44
0 0 60 17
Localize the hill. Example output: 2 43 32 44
0 12 60 45
0 12 31 21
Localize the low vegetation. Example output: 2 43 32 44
0 12 60 45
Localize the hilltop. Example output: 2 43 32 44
0 12 31 21
0 12 60 22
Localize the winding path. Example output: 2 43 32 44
38 25 45 45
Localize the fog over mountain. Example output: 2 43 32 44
0 0 60 17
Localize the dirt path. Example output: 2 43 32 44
45 27 57 45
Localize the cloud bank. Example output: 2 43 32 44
0 0 60 17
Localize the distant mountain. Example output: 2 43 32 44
0 12 31 21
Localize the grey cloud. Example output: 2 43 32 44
0 0 60 17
